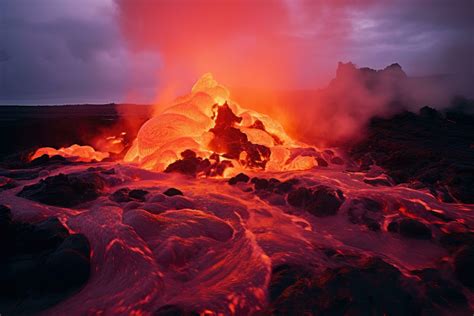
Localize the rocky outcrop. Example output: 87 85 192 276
0 205 90 314
267 256 469 315
18 171 107 207
349 102 474 203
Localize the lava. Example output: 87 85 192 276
124 74 321 175
3 74 474 315
3 161 473 315
31 144 110 162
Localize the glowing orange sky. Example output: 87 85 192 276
1 0 472 104
116 0 473 93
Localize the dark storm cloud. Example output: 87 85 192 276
0 0 160 104
277 0 474 86
344 0 474 75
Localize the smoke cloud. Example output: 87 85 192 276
0 0 160 104
1 0 472 144
116 0 473 144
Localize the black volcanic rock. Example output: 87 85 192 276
38 234 90 292
388 218 432 240
347 197 383 231
208 103 271 169
163 188 183 197
0 167 43 180
0 204 12 232
165 155 209 177
330 156 344 165
349 103 474 203
275 179 298 194
19 217 69 252
287 185 344 217
17 171 106 207
111 188 149 203
315 157 328 167
0 176 16 191
363 177 393 187
454 246 474 289
110 188 132 202
269 256 471 314
0 205 90 314
165 150 233 177
181 149 197 159
268 257 421 315
269 264 311 302
388 220 399 233
0 153 71 172
309 186 345 216
419 106 443 120
399 219 432 239
439 232 474 252
412 268 467 309
251 177 270 190
129 189 149 201
29 154 70 167
287 187 312 208
228 173 250 185
154 305 199 316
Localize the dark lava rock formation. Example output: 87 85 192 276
165 150 233 177
228 173 250 185
250 177 299 194
240 176 346 217
388 218 432 240
287 185 345 217
163 188 183 197
165 103 279 176
17 171 107 207
267 256 470 315
453 246 474 289
347 197 383 231
0 205 90 315
208 103 271 169
349 99 474 203
111 187 149 203
154 305 199 316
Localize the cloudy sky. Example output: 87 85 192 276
0 0 473 104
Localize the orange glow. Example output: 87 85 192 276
93 132 127 154
125 73 317 174
31 144 110 162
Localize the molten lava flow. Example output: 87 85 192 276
125 74 321 175
31 144 110 162
93 132 127 155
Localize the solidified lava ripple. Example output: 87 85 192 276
1 161 473 315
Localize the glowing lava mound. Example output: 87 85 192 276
124 74 318 175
